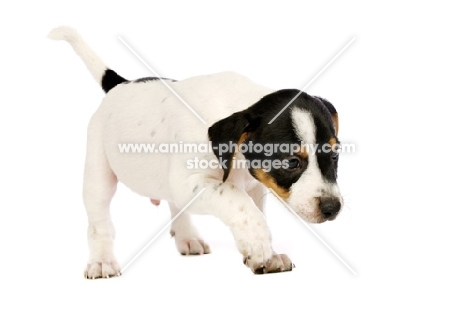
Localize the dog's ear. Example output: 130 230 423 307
319 98 339 136
208 112 260 182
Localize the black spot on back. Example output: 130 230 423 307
101 69 127 93
133 77 177 83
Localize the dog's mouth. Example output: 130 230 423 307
324 214 339 222
311 214 339 224
313 215 337 224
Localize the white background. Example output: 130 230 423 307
1 1 467 310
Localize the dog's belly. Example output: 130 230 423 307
92 72 273 200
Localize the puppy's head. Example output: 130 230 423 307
209 89 342 223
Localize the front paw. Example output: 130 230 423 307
84 260 121 279
244 253 294 274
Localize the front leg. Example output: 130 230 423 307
231 210 294 274
175 177 294 274
244 183 294 273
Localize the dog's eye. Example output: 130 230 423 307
285 158 301 170
331 145 340 161
331 152 339 161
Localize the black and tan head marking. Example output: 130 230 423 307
208 89 342 222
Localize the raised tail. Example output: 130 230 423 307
48 26 127 93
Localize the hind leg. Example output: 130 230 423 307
83 124 120 279
169 203 210 255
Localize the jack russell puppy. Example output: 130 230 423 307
48 26 343 278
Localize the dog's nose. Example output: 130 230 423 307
319 198 341 219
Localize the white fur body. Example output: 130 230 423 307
98 73 272 201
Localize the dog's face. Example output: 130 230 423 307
209 89 342 223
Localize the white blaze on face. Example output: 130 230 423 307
288 108 342 222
